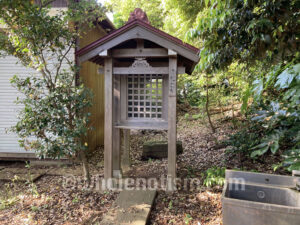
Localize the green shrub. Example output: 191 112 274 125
203 167 225 187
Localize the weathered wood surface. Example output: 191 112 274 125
121 129 131 173
79 25 107 149
120 75 127 122
101 190 157 225
162 74 169 119
98 66 185 75
167 56 177 191
113 75 121 177
0 153 36 159
78 26 199 63
112 48 168 58
115 121 168 130
104 56 113 180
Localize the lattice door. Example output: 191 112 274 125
127 74 164 120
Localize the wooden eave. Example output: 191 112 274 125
76 19 200 74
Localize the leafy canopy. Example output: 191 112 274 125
188 0 299 71
0 0 105 163
106 0 165 28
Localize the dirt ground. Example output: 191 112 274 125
0 113 283 225
124 113 284 225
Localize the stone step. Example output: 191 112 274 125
101 190 157 225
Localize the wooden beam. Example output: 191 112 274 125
113 75 121 178
77 26 199 64
115 121 168 130
121 129 131 173
104 56 113 182
167 56 177 191
98 66 185 75
120 76 127 122
136 39 144 49
162 74 168 120
111 48 168 58
168 49 177 57
99 50 108 57
113 61 169 67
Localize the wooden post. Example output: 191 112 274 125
136 39 144 49
113 75 122 178
167 53 177 191
121 129 131 173
104 56 113 185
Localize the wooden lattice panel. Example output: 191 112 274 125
127 74 163 119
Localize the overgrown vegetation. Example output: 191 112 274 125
183 0 299 172
203 167 225 187
186 0 300 171
0 162 38 210
0 0 106 181
109 0 299 172
0 0 298 188
1 1 299 224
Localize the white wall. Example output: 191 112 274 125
0 55 36 153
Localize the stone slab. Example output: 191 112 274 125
45 167 82 176
142 140 183 160
101 190 157 225
30 160 72 166
0 171 43 182
0 166 82 183
1 167 48 174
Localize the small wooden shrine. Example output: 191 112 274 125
76 8 199 189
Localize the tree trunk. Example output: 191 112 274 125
206 75 215 133
79 149 90 183
217 98 225 116
231 76 236 128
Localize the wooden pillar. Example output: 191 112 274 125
113 75 121 178
167 52 177 191
121 129 131 173
104 56 113 183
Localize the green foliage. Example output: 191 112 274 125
187 166 196 178
250 62 299 164
250 132 281 157
72 196 79 204
31 206 40 212
283 149 300 171
106 0 165 28
176 0 300 172
187 0 299 72
112 12 126 28
0 193 19 210
10 74 92 159
168 200 173 210
184 214 193 225
226 124 261 156
177 73 204 106
105 0 300 174
0 0 105 67
25 162 39 196
0 174 22 210
0 0 104 177
228 62 300 170
203 167 225 187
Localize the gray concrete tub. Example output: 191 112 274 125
222 170 300 225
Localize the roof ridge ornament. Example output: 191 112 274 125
131 58 151 68
127 8 150 24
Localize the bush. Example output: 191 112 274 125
203 167 225 187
